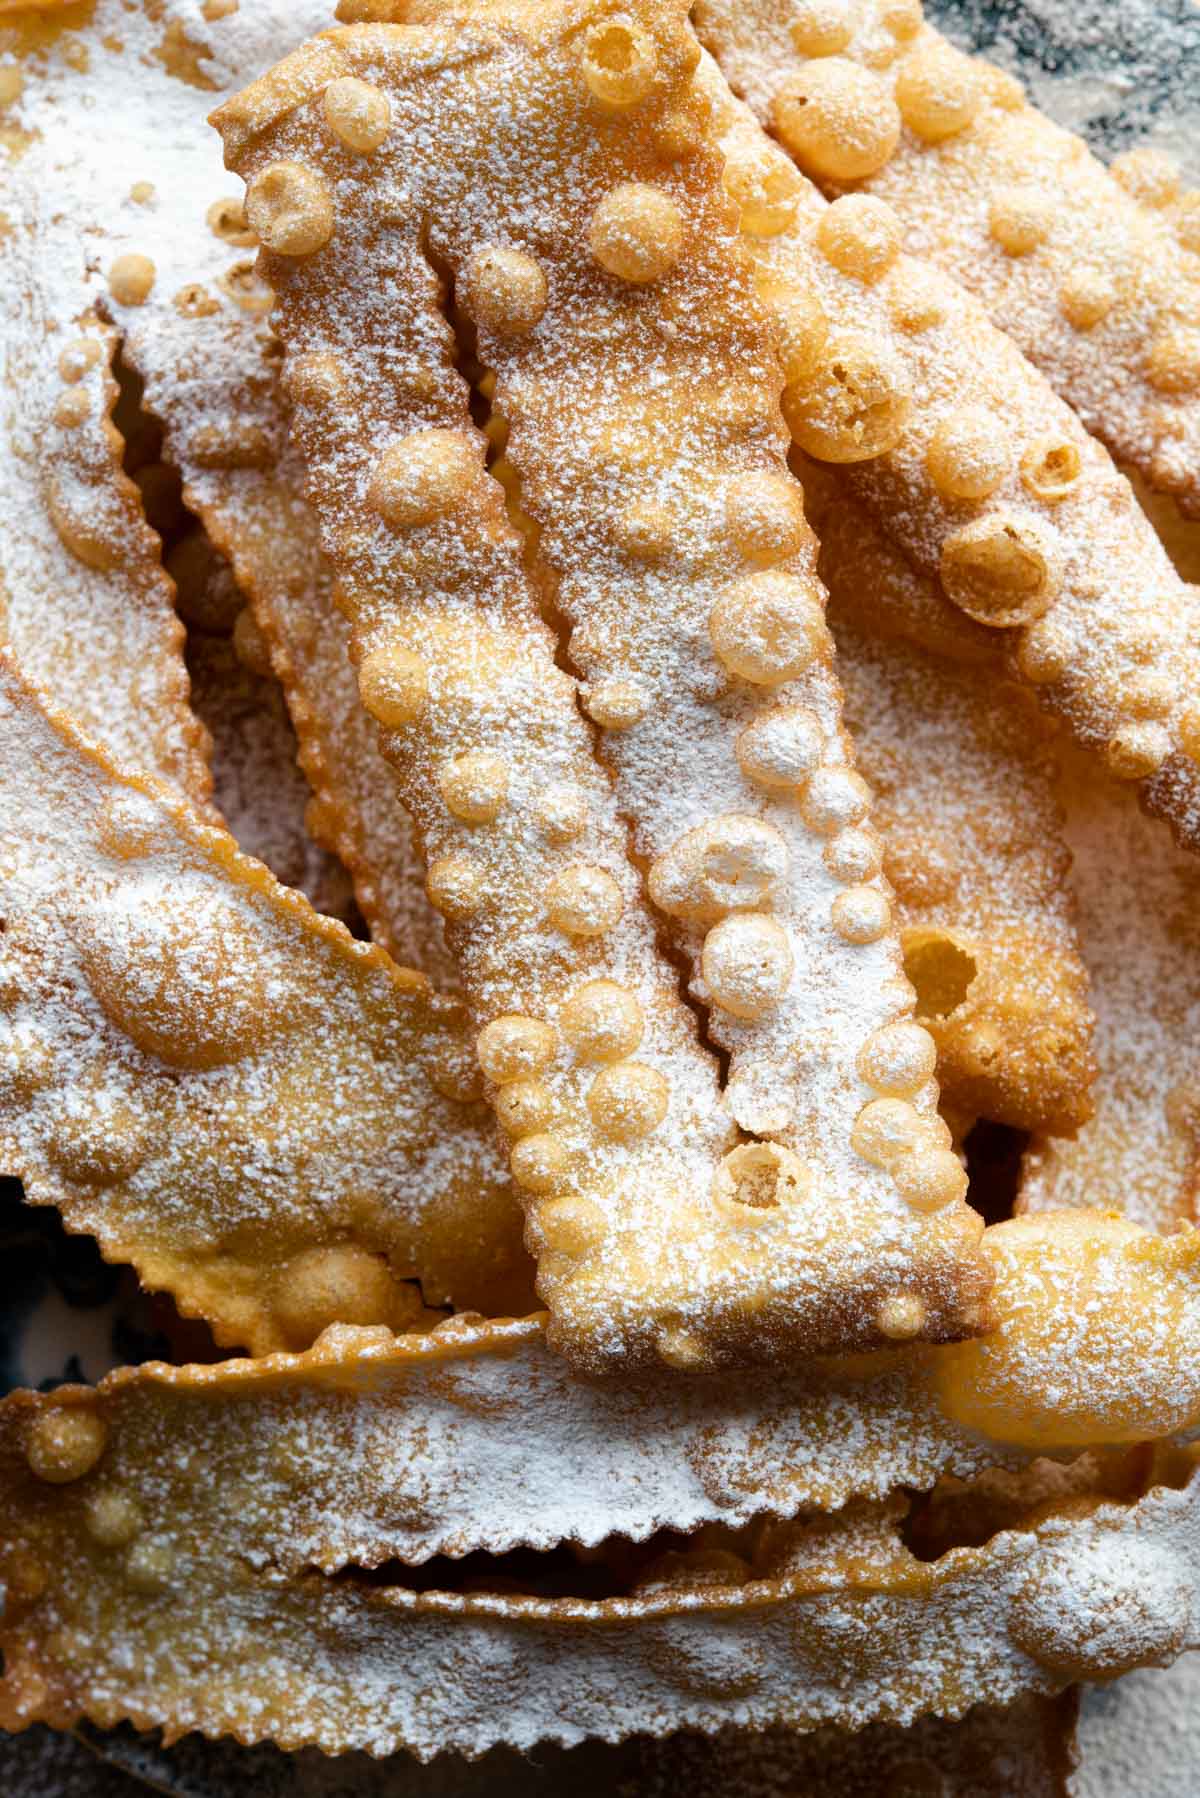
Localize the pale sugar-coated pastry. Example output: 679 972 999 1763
691 61 1200 855
0 648 532 1352
1021 743 1200 1237
7 0 456 982
185 627 357 928
0 1377 1193 1755
694 0 1200 516
213 0 994 1371
0 298 211 810
0 1198 1193 1587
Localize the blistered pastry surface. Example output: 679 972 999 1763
213 0 992 1369
1 1424 1195 1758
693 60 1200 852
0 651 532 1351
695 0 1200 516
6 0 455 980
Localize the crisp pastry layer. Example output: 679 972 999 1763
213 0 994 1371
694 0 1200 516
1022 744 1200 1236
0 649 533 1351
0 1424 1194 1757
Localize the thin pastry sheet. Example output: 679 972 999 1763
0 648 533 1352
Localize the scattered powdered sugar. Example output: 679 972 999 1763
1022 743 1200 1233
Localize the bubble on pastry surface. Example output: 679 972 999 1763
273 1244 415 1348
1146 328 1200 396
736 706 823 789
851 1096 924 1169
356 642 429 729
800 767 871 834
85 1487 145 1548
535 1194 607 1261
27 1410 107 1485
283 349 350 411
246 160 334 256
96 790 162 861
614 497 675 562
713 1141 810 1209
438 750 509 824
322 77 391 153
108 253 155 306
57 337 103 383
825 826 883 882
772 59 901 183
585 678 648 729
886 263 946 333
494 1077 553 1137
1011 1536 1192 1681
710 570 827 684
54 388 90 428
368 429 479 529
988 187 1054 257
891 1144 966 1211
426 853 484 919
831 884 891 943
939 514 1060 628
509 1131 569 1194
857 1020 937 1096
723 142 803 237
477 1014 556 1084
1105 722 1172 780
587 1062 669 1141
545 864 624 938
788 0 854 56
702 913 794 1018
783 331 911 462
881 0 923 38
1020 436 1082 504
589 183 683 284
926 409 1012 501
1059 265 1117 331
47 1087 152 1186
461 246 548 336
206 194 256 246
724 470 810 565
580 20 658 109
1124 671 1174 720
561 980 644 1063
876 1290 927 1339
76 885 273 1071
762 281 828 387
534 783 588 842
649 814 789 924
895 43 980 143
816 195 903 284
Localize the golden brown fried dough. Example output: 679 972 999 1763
213 0 992 1370
0 1399 1193 1754
695 0 1200 515
688 62 1200 855
0 648 532 1350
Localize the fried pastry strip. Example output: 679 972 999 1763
1021 746 1200 1236
0 649 531 1351
0 1414 1194 1756
694 0 1200 515
0 1204 1194 1579
0 296 210 807
7 0 453 978
682 65 1200 851
214 1 992 1368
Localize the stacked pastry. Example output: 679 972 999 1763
0 0 1196 1778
